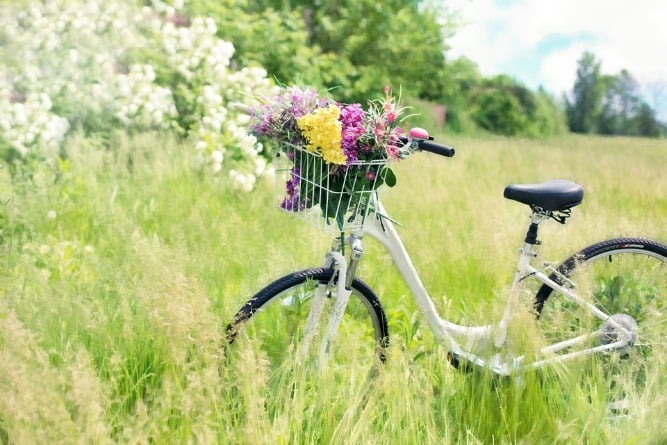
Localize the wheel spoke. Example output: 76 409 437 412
535 239 667 413
226 269 387 390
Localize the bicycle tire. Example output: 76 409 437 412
534 237 667 410
226 268 389 383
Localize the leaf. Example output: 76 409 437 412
335 209 346 231
383 167 396 187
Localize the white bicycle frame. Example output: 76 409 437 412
307 196 636 375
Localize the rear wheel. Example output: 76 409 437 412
535 238 667 413
226 268 389 387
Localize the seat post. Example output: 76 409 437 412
523 210 548 248
525 221 540 245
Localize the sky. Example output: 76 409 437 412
445 0 667 120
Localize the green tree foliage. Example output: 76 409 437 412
305 0 449 102
566 51 664 137
598 70 641 135
634 103 664 137
187 0 450 104
470 75 566 136
435 56 483 132
471 77 528 136
185 1 566 137
182 0 571 137
565 51 604 134
185 0 321 86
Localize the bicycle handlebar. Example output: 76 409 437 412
415 139 455 157
401 127 455 158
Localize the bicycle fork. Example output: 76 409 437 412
298 235 363 367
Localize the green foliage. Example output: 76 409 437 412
186 0 322 87
566 51 604 134
471 75 567 137
187 0 451 104
308 0 449 102
634 102 664 137
534 87 569 136
472 86 528 136
566 51 664 137
434 57 482 133
186 0 570 137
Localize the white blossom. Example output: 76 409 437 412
0 0 275 191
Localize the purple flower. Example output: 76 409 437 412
280 166 304 212
339 103 364 164
249 86 333 145
281 195 304 211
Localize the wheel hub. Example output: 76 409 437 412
598 314 639 351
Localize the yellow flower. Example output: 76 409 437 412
296 105 345 165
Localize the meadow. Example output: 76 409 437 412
1 130 666 444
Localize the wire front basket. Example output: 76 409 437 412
274 145 390 232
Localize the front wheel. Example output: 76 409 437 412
226 268 389 386
534 237 667 412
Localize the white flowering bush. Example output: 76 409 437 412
0 0 276 190
111 64 178 130
0 81 69 161
156 15 275 181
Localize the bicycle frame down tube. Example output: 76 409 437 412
353 202 636 374
362 202 493 353
358 203 536 372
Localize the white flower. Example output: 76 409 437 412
263 165 276 181
211 150 223 164
254 157 267 176
1 0 275 180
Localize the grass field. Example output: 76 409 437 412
1 130 666 443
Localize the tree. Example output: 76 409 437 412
598 70 642 135
470 75 566 136
186 0 322 88
566 51 663 137
437 56 483 132
634 102 664 137
565 51 604 133
185 1 567 137
187 0 452 104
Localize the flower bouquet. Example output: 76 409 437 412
248 86 409 230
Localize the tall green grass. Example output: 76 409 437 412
0 130 665 443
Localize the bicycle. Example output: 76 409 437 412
225 126 666 412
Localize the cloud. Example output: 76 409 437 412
539 44 585 96
446 0 667 99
